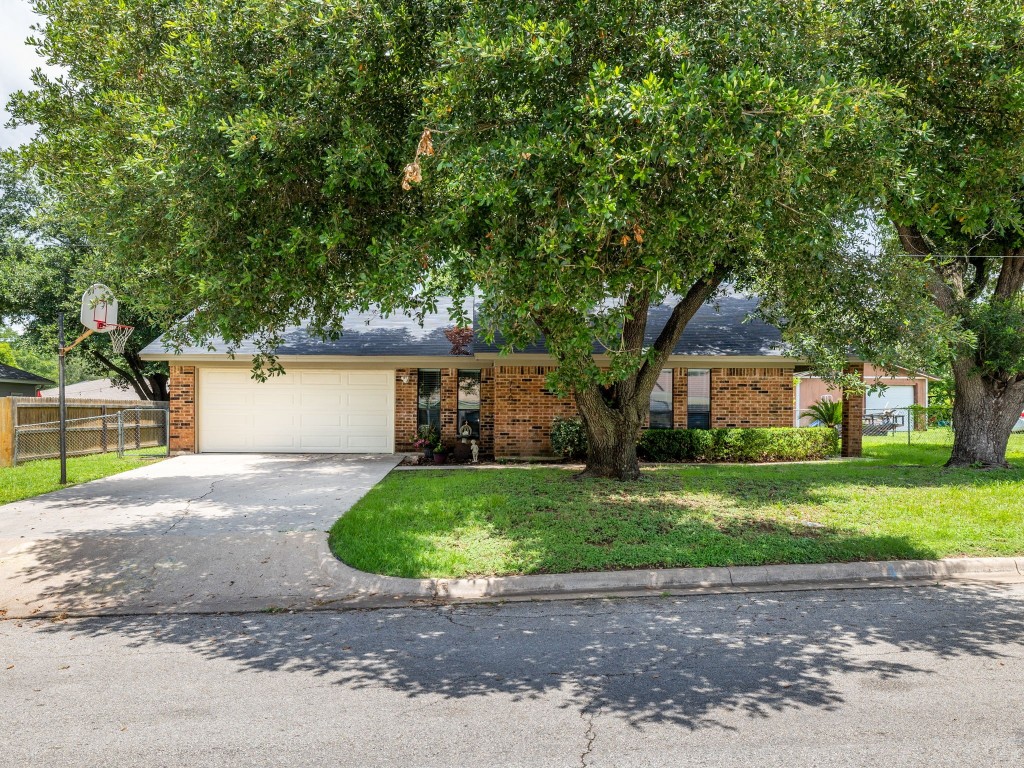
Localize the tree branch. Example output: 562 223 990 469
895 223 958 314
963 257 990 301
636 264 730 394
89 349 152 400
994 251 1024 299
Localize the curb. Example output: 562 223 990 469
316 543 1024 605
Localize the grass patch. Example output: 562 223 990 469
0 450 160 505
330 430 1024 578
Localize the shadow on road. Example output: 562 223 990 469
27 584 1024 730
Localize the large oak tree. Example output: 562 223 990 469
11 0 909 477
847 0 1024 468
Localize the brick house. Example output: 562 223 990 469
140 295 867 459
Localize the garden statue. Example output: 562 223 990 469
459 421 473 443
471 440 479 463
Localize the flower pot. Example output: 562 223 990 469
433 452 448 465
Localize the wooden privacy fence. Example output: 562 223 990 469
0 397 170 466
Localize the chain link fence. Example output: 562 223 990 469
859 405 1024 448
13 407 168 465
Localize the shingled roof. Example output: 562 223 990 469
140 294 786 360
0 362 55 386
472 295 784 357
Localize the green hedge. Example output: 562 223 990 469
637 427 840 463
550 417 588 460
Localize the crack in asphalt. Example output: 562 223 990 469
579 706 598 767
163 479 222 535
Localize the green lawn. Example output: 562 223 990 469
0 450 160 505
330 429 1024 578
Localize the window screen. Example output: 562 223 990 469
687 369 711 429
457 370 481 438
649 369 673 429
417 369 441 430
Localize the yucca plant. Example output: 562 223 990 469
801 396 843 429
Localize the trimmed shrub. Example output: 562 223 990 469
550 417 588 460
637 427 839 463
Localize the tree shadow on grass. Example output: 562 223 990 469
333 462 1024 577
26 583 1024 731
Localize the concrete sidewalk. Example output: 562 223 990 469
2 452 1023 618
314 544 1024 609
0 453 402 617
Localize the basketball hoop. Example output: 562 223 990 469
97 321 135 354
63 283 135 355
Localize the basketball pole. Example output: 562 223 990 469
58 311 68 485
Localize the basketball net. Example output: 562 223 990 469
104 323 135 355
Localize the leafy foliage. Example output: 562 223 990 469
8 0 962 473
801 396 843 429
0 154 168 397
550 417 588 461
637 427 840 463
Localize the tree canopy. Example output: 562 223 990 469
0 153 170 399
11 0 1000 474
852 0 1024 466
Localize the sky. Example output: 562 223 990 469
0 0 56 149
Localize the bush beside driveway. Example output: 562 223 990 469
330 433 1024 579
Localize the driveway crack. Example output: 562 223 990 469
163 479 222 534
579 704 599 767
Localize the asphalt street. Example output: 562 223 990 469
3 583 1023 767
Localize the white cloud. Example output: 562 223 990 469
0 0 60 149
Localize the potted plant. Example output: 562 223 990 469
432 438 449 465
413 425 439 460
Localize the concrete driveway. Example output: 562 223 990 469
0 454 401 617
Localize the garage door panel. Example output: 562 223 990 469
347 372 391 387
346 391 391 410
866 386 916 410
346 433 393 451
301 413 342 428
299 391 345 410
199 368 394 453
299 371 345 386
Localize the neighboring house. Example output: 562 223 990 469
40 378 143 401
139 295 860 458
796 366 939 427
0 363 55 397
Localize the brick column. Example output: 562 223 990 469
441 368 459 448
394 369 418 451
672 368 688 428
841 363 865 458
479 368 495 457
169 365 196 453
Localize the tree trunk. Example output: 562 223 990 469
947 359 1024 469
573 387 645 480
147 372 169 401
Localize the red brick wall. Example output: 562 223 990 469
709 367 795 428
171 362 800 458
842 363 865 457
441 368 460 445
394 368 418 451
672 368 688 428
169 365 196 453
479 368 495 456
394 366 494 456
492 366 577 457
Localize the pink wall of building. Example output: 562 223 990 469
796 365 931 426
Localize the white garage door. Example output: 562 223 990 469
198 368 394 453
865 385 916 412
